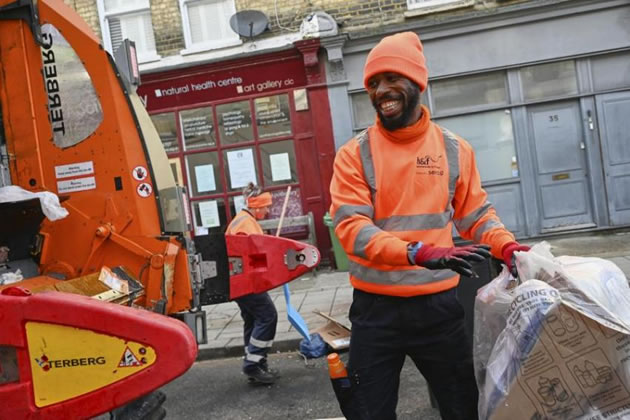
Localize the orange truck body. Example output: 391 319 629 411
0 0 320 414
0 0 195 314
0 0 319 319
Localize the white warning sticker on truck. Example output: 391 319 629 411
55 161 94 179
57 177 96 193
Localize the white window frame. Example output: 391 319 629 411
96 0 161 64
179 0 241 55
407 0 466 10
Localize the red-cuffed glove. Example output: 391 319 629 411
409 242 491 277
501 242 530 276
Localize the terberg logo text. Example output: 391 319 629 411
416 155 444 176
35 354 106 371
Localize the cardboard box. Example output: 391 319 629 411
486 299 630 420
312 310 351 351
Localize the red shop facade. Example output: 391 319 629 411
137 40 335 263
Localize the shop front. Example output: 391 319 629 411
326 0 630 239
137 43 335 261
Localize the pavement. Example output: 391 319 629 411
197 228 630 361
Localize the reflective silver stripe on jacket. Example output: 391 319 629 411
357 129 377 202
454 201 492 233
473 219 505 243
334 204 374 227
375 211 452 231
353 224 381 259
349 261 455 285
441 128 460 212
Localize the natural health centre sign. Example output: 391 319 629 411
137 56 306 111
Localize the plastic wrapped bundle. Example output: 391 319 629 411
474 242 630 420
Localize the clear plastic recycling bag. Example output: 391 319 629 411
474 242 630 420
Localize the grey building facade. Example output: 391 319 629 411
323 0 630 239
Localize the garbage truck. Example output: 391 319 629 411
0 0 319 417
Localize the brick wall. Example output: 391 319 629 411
60 0 532 58
150 0 185 56
62 0 184 55
236 0 530 37
235 0 406 34
62 0 102 38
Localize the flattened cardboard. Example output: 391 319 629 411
313 310 351 350
488 303 630 420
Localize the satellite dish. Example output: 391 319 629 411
229 10 269 40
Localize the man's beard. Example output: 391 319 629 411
372 84 421 131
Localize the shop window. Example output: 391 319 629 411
227 194 247 218
217 100 254 145
268 188 305 235
227 188 304 234
269 188 302 218
192 198 226 235
260 140 298 187
222 147 258 192
186 152 222 197
150 112 179 153
180 106 216 150
40 24 103 149
179 0 240 53
96 0 159 63
432 72 507 115
436 109 517 182
158 94 305 235
255 95 292 139
591 52 630 92
521 60 577 101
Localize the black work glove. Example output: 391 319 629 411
409 242 492 277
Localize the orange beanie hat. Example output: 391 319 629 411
247 192 272 208
363 32 428 92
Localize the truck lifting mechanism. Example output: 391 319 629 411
0 0 320 416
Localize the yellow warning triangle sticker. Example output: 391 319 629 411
118 346 143 367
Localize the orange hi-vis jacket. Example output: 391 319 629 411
225 209 263 235
329 106 515 297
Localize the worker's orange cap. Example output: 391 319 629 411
247 192 272 208
363 32 428 92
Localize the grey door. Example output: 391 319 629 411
528 101 594 232
596 92 630 226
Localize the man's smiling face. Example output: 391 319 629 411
367 72 422 131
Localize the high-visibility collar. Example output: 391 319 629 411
375 105 431 144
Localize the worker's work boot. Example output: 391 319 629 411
260 360 280 378
244 363 279 384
